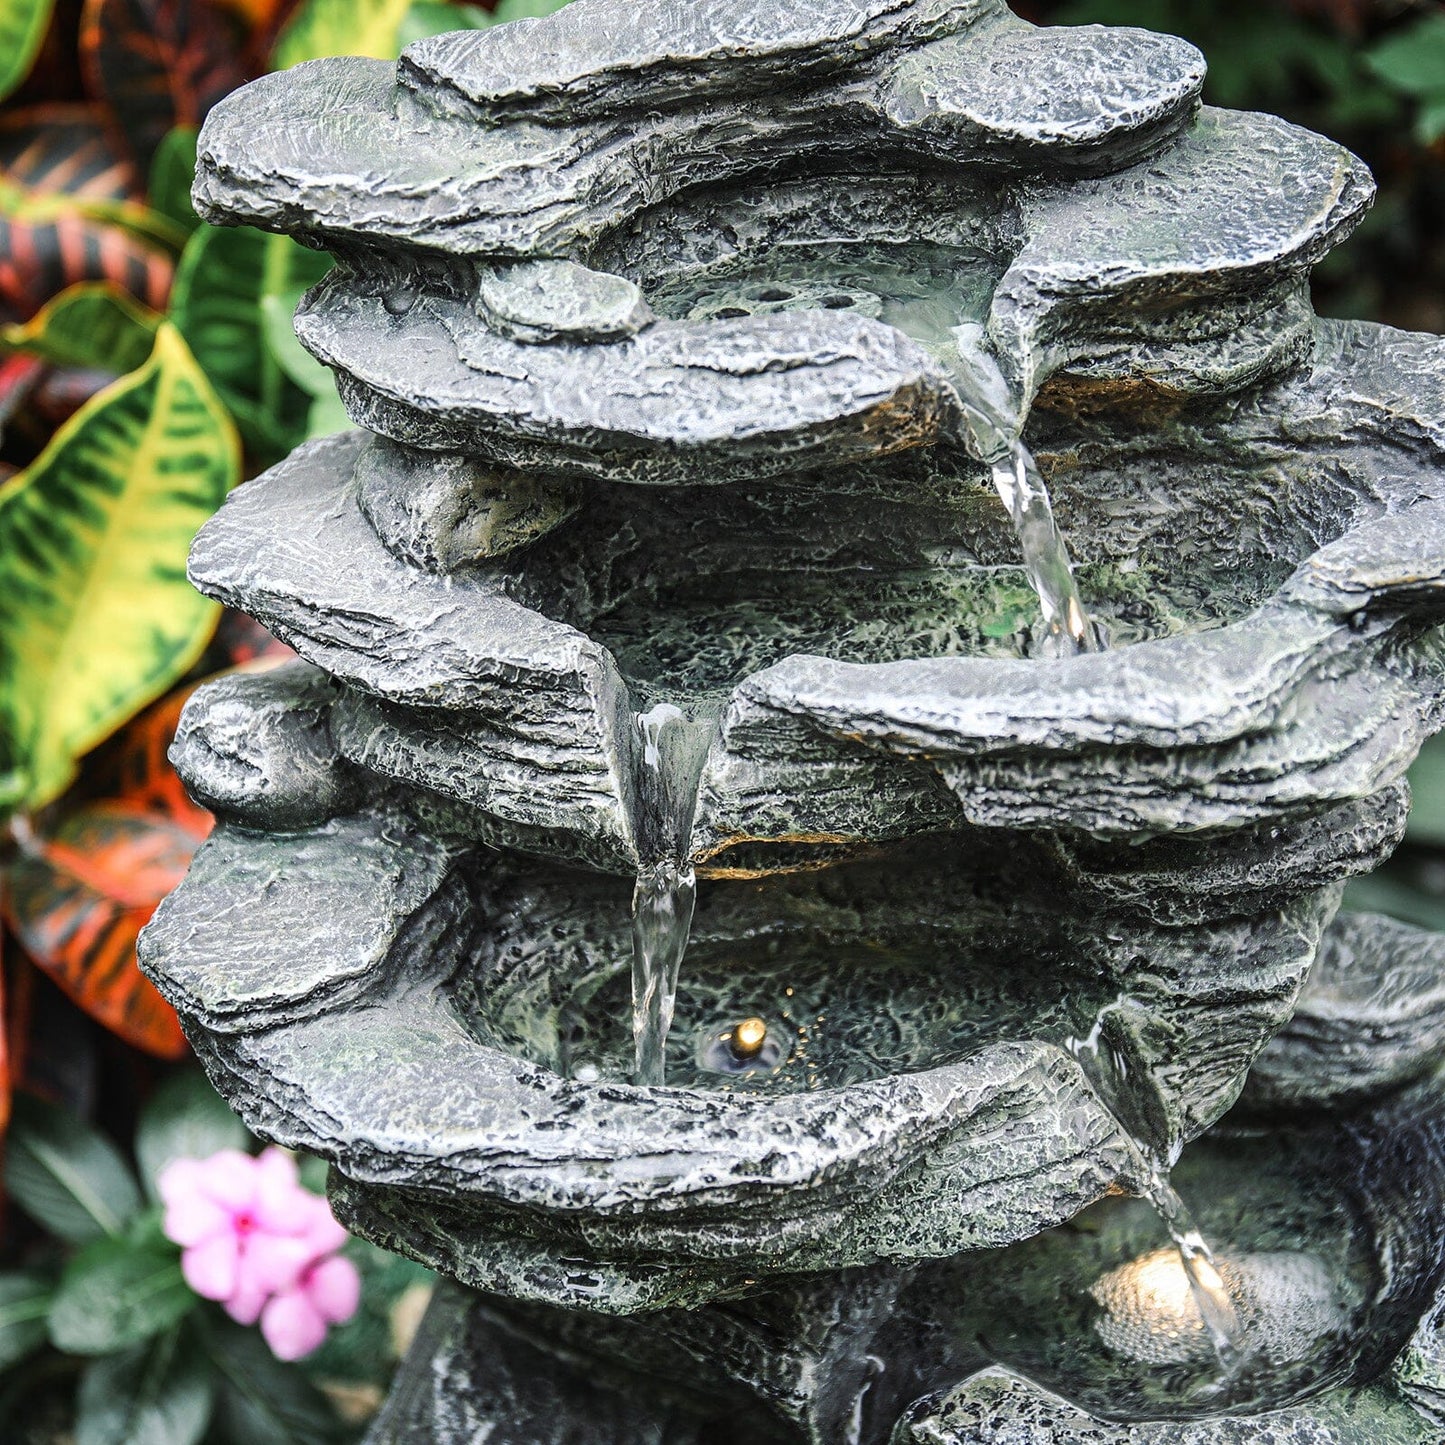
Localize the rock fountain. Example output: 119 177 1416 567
140 1 1445 1439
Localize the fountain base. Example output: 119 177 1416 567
361 1050 1445 1445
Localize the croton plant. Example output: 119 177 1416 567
0 2 567 1438
0 0 573 1141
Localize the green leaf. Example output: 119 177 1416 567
1365 14 1445 99
0 1272 54 1372
0 322 238 813
136 1071 252 1204
0 0 56 105
1343 872 1445 934
205 1316 341 1445
171 226 330 462
148 127 200 235
49 1233 193 1355
1407 732 1445 847
301 1241 431 1389
258 282 336 400
272 0 412 67
1417 97 1445 147
5 1093 143 1243
398 1 489 46
2 281 160 373
76 1328 213 1445
254 255 349 438
486 0 574 22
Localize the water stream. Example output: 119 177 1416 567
949 324 1101 659
627 703 717 1086
1066 1001 1245 1370
645 245 1102 658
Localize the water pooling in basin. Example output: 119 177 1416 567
521 937 1122 1095
647 240 1101 657
1067 1001 1245 1373
938 1097 1426 1424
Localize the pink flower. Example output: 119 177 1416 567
158 1146 360 1358
261 1250 362 1361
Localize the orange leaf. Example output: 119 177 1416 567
81 684 212 839
5 804 196 1057
210 0 290 29
0 104 173 320
80 0 249 176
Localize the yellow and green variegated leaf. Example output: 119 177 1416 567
171 223 332 462
0 322 239 815
2 281 159 374
0 0 56 106
272 0 412 67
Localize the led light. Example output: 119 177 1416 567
731 1017 768 1058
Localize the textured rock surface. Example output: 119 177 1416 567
891 1371 1435 1443
141 804 474 1031
196 4 1206 256
169 660 358 828
362 1068 1445 1442
144 816 1415 1313
142 2 1445 1440
187 321 1445 875
1394 1285 1445 1427
1246 913 1445 1110
354 433 581 572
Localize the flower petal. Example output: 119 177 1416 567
156 1156 206 1208
161 1191 231 1248
297 1193 348 1259
222 1271 270 1326
181 1234 241 1301
197 1149 259 1210
243 1231 313 1294
261 1288 329 1361
304 1254 361 1325
253 1153 308 1235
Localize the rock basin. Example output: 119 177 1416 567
140 0 1445 1437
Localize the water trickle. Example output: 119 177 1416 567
645 242 1103 657
949 324 1101 659
627 703 717 1087
631 857 695 1088
1066 1001 1244 1369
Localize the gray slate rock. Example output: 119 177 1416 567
286 106 1366 476
402 0 998 125
195 5 1203 259
300 277 961 485
145 820 1352 1312
1245 913 1445 1111
354 432 581 573
474 260 654 345
169 660 358 828
890 1370 1435 1444
360 1064 1445 1443
186 322 1445 877
139 805 474 1031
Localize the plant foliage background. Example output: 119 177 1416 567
0 0 1439 1439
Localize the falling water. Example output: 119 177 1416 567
949 324 1100 658
631 858 695 1088
628 703 716 1086
1066 1001 1244 1369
